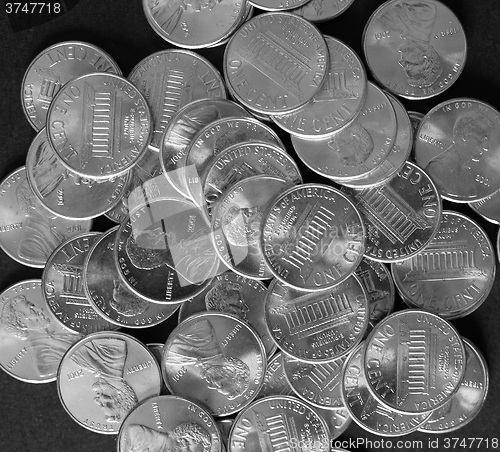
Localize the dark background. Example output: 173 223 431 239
1 0 499 451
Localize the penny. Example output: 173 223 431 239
248 0 309 12
224 12 329 114
26 129 129 220
265 274 368 363
363 0 466 99
414 98 500 202
262 183 365 291
469 189 500 225
315 406 351 442
0 279 82 383
391 211 495 320
291 0 355 22
291 82 397 181
46 72 152 180
363 309 466 414
162 312 266 416
341 161 442 263
273 35 367 139
21 41 121 131
128 49 226 151
0 167 92 268
255 352 294 399
57 331 162 434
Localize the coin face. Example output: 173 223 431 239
57 331 162 434
162 312 266 416
21 41 121 131
291 0 355 22
255 352 294 399
117 395 222 452
224 12 329 114
0 279 82 383
128 49 226 150
363 0 466 99
0 167 92 268
363 309 466 414
46 73 152 180
414 98 500 202
392 211 495 319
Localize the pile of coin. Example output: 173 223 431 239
0 0 496 450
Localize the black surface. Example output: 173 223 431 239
1 1 500 451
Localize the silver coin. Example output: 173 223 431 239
115 197 218 304
363 309 466 414
469 189 500 225
224 12 329 114
228 395 330 451
265 274 368 363
262 183 365 291
248 0 309 12
341 342 430 435
291 82 397 181
57 331 162 434
21 41 121 131
162 312 267 416
84 227 182 329
414 98 500 202
46 72 152 180
273 35 367 139
418 337 488 433
341 161 442 263
26 128 129 220
291 0 355 22
363 0 466 99
42 232 117 334
0 167 92 268
128 49 226 151
392 211 495 320
255 352 294 399
0 279 82 383
316 406 351 442
147 343 170 395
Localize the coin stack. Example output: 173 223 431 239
0 0 495 450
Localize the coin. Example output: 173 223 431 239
342 161 442 262
21 41 121 131
0 279 82 383
265 274 368 363
262 183 365 291
162 312 266 416
469 189 500 225
248 0 310 12
255 352 294 399
316 406 351 442
57 331 162 434
0 167 92 268
46 72 152 180
147 343 170 395
363 0 466 99
363 309 466 414
392 211 495 319
128 49 226 151
224 12 329 114
291 0 355 22
414 98 500 202
273 35 367 139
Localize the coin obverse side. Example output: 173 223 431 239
291 0 355 22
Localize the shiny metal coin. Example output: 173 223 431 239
342 161 442 263
291 82 396 181
228 395 330 451
147 343 170 395
291 0 355 22
57 331 162 434
363 309 466 414
469 189 500 225
392 211 495 319
0 167 92 268
363 0 466 99
162 312 267 416
255 352 294 399
224 12 329 114
265 274 368 363
273 35 367 139
316 406 351 442
84 227 182 329
342 342 430 435
414 98 500 202
26 129 129 220
21 41 121 131
0 279 82 383
128 49 226 151
115 197 218 304
118 395 222 451
46 72 152 180
42 232 118 334
248 0 309 12
418 337 488 433
262 183 365 291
